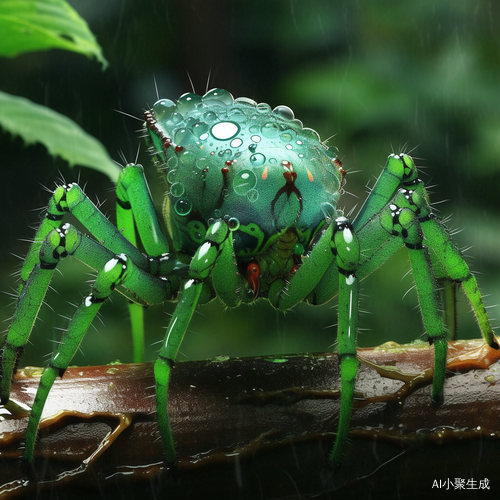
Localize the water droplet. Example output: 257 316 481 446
227 108 247 121
247 189 259 203
177 93 202 113
169 112 184 125
199 132 209 141
203 89 234 106
249 153 266 166
261 122 280 139
174 198 192 216
170 182 185 197
301 127 321 142
184 116 197 127
166 169 177 183
203 111 218 123
218 149 232 158
273 105 295 120
251 135 261 143
228 218 240 231
233 170 257 195
257 103 272 113
211 122 240 140
174 128 194 145
167 156 178 168
248 143 257 152
153 99 176 121
230 138 243 148
321 202 335 221
191 122 209 138
235 97 257 106
196 158 208 170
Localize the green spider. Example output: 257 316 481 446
0 88 497 469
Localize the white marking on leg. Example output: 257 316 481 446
104 258 119 272
343 227 353 244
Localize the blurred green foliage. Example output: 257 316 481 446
1 0 499 367
0 0 119 179
0 0 108 61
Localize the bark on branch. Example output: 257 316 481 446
1 340 500 499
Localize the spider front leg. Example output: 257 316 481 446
304 153 497 465
154 218 248 465
154 278 203 465
272 218 361 467
356 154 496 346
329 218 361 466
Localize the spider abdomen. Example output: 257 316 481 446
145 89 344 263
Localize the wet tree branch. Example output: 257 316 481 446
1 340 500 499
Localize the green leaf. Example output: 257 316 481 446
0 0 108 68
0 90 120 181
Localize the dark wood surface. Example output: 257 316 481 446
1 340 499 499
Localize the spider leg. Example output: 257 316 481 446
1 177 187 463
354 154 496 344
154 278 203 465
115 164 171 363
421 218 498 348
303 154 411 307
394 205 448 402
329 218 361 466
353 153 410 231
1 181 172 401
263 213 363 467
154 218 259 464
154 219 242 465
17 183 147 294
208 220 252 307
355 155 497 403
8 226 173 463
306 153 496 465
0 225 116 404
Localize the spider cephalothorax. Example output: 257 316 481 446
0 89 497 470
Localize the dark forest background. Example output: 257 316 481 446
1 0 499 366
